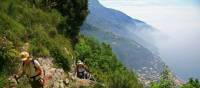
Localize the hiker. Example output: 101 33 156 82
14 51 44 88
75 60 89 79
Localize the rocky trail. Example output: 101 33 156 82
8 57 96 88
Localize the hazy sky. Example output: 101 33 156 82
99 0 200 80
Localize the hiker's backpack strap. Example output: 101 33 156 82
32 60 45 76
32 60 39 71
22 62 25 67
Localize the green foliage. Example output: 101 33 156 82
29 0 89 45
108 70 142 88
0 74 7 88
181 78 200 88
0 0 76 71
149 62 200 88
0 0 87 69
159 66 175 88
0 13 26 48
150 66 176 88
75 36 143 88
0 0 143 88
0 37 19 74
28 27 51 57
150 82 160 88
52 0 89 44
50 46 70 71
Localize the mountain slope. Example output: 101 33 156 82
81 0 165 84
0 0 143 87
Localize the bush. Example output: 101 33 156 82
0 37 19 75
150 66 176 88
108 69 142 88
181 78 200 88
0 74 7 88
50 46 70 71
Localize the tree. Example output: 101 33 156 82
44 0 88 45
26 0 89 46
56 0 88 45
150 65 176 88
181 78 200 88
159 66 175 88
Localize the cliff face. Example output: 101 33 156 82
81 0 165 84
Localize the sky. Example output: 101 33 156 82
99 0 200 80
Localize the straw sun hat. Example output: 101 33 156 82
20 51 31 61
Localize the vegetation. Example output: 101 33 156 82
0 0 143 88
150 66 176 88
181 78 200 88
0 37 19 74
151 66 200 88
75 36 143 88
1 0 198 88
46 0 89 45
0 0 86 87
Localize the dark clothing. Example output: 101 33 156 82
77 71 85 79
29 78 43 88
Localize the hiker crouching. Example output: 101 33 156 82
14 51 44 88
75 60 90 79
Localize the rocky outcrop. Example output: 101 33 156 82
37 57 67 88
38 57 94 88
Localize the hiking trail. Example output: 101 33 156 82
8 57 95 88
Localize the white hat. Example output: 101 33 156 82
77 60 83 65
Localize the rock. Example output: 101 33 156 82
37 58 68 88
76 79 91 87
9 57 93 88
65 78 70 85
8 77 18 88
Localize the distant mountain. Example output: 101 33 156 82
84 0 160 54
81 0 165 84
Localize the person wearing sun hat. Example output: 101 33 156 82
75 60 89 79
15 51 44 88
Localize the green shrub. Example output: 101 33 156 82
150 66 176 88
0 13 26 45
50 46 70 71
0 37 19 75
108 70 141 88
181 78 200 88
28 26 51 57
0 74 7 88
150 82 160 88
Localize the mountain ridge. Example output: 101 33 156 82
81 0 165 85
